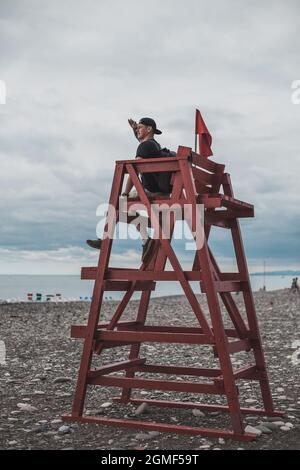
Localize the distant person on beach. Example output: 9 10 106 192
86 117 172 263
291 277 300 293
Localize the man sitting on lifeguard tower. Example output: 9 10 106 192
86 117 172 263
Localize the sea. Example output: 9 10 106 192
0 273 298 302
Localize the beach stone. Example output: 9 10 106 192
32 424 48 433
6 379 21 385
100 402 112 408
36 375 47 381
58 425 71 435
135 432 152 440
255 424 272 434
280 426 291 431
85 409 103 416
134 402 149 415
23 419 33 425
17 403 38 412
53 377 72 384
245 425 262 436
148 431 160 438
192 409 205 417
261 422 279 431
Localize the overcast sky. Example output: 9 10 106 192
0 0 299 274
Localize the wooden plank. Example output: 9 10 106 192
116 156 178 165
194 179 211 195
98 330 214 344
71 324 244 339
87 359 146 377
103 280 155 291
213 281 242 293
192 166 217 185
233 365 260 380
71 322 139 338
227 339 252 354
191 151 225 174
134 161 179 173
205 209 254 221
105 269 203 281
82 267 246 282
87 375 224 394
205 213 233 229
96 342 139 349
197 194 222 208
220 194 254 212
212 338 252 356
137 325 241 338
62 414 257 441
134 364 222 377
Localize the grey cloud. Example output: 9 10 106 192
0 0 299 272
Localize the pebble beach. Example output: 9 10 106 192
0 289 299 450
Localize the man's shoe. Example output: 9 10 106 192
142 237 156 264
86 239 102 249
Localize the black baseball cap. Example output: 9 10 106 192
139 117 162 134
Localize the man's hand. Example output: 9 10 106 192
128 118 138 130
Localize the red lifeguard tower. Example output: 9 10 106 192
62 145 282 440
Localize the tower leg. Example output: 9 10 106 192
71 163 125 416
179 156 244 434
231 219 274 411
196 239 245 434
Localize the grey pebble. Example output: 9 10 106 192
192 409 205 417
53 377 72 384
255 424 272 434
261 422 279 431
135 431 160 440
58 425 71 435
134 402 149 415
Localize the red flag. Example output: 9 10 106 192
195 109 213 157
